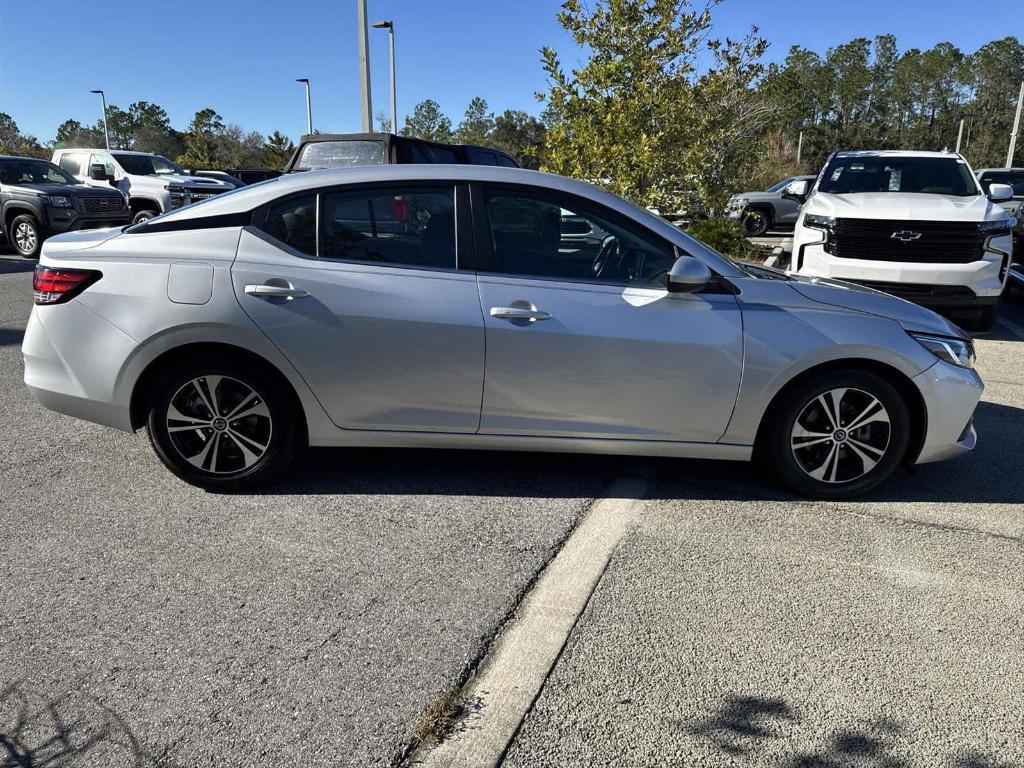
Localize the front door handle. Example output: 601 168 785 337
244 283 309 300
490 306 551 322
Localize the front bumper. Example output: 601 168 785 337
795 238 1010 305
911 358 984 465
45 207 130 234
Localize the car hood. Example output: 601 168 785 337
161 173 232 188
808 191 1007 222
776 269 967 337
41 227 123 254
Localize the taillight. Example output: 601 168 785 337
33 265 102 305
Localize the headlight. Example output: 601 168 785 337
803 213 836 230
979 219 1011 236
44 195 73 208
910 332 975 369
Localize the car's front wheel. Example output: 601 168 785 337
10 213 43 258
742 208 770 237
764 370 911 498
146 356 300 490
132 208 159 225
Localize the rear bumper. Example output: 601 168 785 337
22 301 136 431
912 358 984 465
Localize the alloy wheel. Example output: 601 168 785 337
165 375 272 475
15 222 37 254
790 387 891 484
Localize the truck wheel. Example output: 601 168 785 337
10 213 43 258
742 209 770 237
132 208 159 225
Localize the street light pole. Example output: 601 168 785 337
90 89 110 150
372 20 397 133
1008 80 1024 168
356 0 373 132
296 78 313 135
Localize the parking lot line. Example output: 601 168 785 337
413 474 650 768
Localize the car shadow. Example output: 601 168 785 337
0 256 35 274
258 401 1024 506
0 327 25 347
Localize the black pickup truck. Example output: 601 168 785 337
1 155 129 258
283 133 519 173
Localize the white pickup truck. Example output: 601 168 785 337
52 148 233 225
787 150 1015 331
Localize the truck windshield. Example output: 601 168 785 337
294 141 385 170
112 153 184 176
0 158 78 185
819 156 978 197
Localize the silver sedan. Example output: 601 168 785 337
22 165 983 497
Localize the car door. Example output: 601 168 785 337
473 183 743 443
232 182 485 433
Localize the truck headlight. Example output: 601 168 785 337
44 195 73 208
803 213 836 230
979 219 1011 236
909 332 975 369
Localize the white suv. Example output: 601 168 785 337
52 148 233 225
788 150 1015 331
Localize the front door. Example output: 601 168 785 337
232 184 485 433
474 185 743 443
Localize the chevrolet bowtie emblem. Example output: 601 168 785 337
890 230 923 242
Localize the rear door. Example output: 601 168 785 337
232 182 485 433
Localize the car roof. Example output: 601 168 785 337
58 148 159 156
832 149 963 159
0 155 57 161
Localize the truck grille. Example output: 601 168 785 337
80 197 125 214
825 219 987 264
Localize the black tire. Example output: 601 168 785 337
10 213 43 258
763 369 911 499
132 208 159 225
742 208 770 237
146 355 300 490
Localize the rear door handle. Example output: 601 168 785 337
490 306 551 322
244 283 309 300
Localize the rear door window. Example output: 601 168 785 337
260 194 318 256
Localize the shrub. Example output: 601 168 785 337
685 218 758 261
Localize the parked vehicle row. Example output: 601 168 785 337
23 165 983 499
726 175 817 236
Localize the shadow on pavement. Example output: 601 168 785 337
686 694 1015 768
0 258 34 275
0 681 165 767
259 400 1024 505
0 328 25 348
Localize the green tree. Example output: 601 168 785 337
455 97 494 145
490 110 547 169
0 113 47 158
177 108 225 168
263 130 296 169
401 100 453 142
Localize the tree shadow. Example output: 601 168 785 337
252 400 1024 505
0 328 24 348
686 694 796 755
0 681 165 768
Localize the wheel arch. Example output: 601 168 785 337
753 357 928 467
129 341 309 446
129 196 163 215
3 202 41 233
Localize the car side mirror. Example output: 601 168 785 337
987 183 1014 203
783 179 809 199
667 254 713 293
89 163 112 182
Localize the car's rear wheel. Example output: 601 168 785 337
742 208 770 237
10 213 43 258
765 370 911 498
146 357 299 490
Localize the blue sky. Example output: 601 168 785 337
1 0 1019 144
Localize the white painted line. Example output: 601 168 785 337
995 316 1024 341
413 475 649 768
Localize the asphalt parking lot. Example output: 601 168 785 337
2 250 1023 767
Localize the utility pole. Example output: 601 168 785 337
90 89 110 150
296 78 313 135
955 119 964 153
1007 80 1024 167
356 0 373 132
796 130 803 166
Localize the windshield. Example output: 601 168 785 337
112 153 184 176
979 171 1024 197
765 177 796 193
819 156 978 197
0 158 78 186
294 140 385 171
